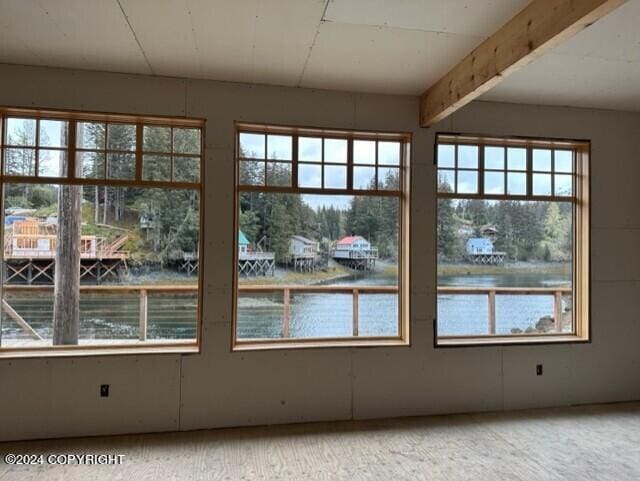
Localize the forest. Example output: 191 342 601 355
4 121 201 267
438 179 572 263
239 161 400 262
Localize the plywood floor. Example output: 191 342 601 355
1 402 639 481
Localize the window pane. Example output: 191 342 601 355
324 165 346 189
484 146 504 170
173 156 200 183
378 141 400 166
239 133 265 159
507 147 527 170
437 144 455 168
107 153 135 179
1 184 200 347
6 118 36 146
237 192 399 340
38 150 67 177
143 154 171 181
77 122 105 149
533 149 551 171
354 166 376 189
533 173 551 195
378 167 399 190
298 164 321 188
298 137 321 162
457 170 478 194
266 162 292 187
267 135 292 160
555 174 573 196
173 128 200 155
354 140 375 165
438 170 455 193
107 124 136 151
143 126 171 152
555 150 573 173
507 172 527 195
77 152 105 179
4 148 35 175
458 145 478 169
324 139 347 163
239 160 265 185
39 120 68 148
484 171 504 194
437 199 573 337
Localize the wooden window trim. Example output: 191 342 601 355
0 107 206 357
435 132 590 347
233 121 411 350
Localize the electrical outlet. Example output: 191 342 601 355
536 364 543 376
100 384 110 397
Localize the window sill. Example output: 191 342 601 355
233 337 410 351
436 334 589 348
0 343 199 359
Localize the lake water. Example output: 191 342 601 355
0 270 572 344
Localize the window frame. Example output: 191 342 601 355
0 106 205 358
435 133 590 347
233 122 411 350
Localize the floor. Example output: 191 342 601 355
1 402 639 481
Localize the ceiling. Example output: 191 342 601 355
0 0 638 111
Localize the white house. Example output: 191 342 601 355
289 235 318 258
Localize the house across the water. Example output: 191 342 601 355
331 235 378 271
288 235 322 272
465 236 505 264
237 230 275 277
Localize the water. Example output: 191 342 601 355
0 270 572 344
438 271 571 336
238 270 572 340
0 292 198 343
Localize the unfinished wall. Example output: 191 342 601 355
0 64 638 441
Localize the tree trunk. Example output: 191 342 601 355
94 185 99 223
53 184 82 345
102 186 108 224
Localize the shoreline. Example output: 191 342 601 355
438 262 571 276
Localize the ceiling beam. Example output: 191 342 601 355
420 0 627 127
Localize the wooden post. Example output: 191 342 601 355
282 288 290 338
554 290 563 333
2 299 43 340
52 183 82 345
352 289 359 337
488 290 496 335
139 289 148 341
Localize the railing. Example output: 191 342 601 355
331 248 379 260
1 284 572 342
238 285 396 337
1 284 196 341
4 233 129 259
239 251 275 261
438 286 572 335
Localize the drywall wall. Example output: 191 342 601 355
0 64 638 441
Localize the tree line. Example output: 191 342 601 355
239 160 399 262
438 181 572 263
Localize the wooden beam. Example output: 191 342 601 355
420 0 627 127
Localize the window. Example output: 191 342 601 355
0 108 203 355
234 123 410 349
436 134 589 345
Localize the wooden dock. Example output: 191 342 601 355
238 251 275 276
4 220 129 284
